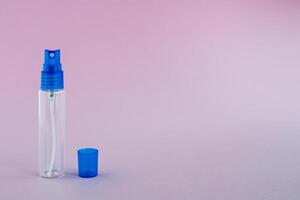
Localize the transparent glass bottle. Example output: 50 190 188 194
39 90 65 178
39 49 65 178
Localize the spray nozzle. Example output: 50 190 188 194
41 49 64 91
43 50 61 72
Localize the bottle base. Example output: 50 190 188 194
40 169 65 178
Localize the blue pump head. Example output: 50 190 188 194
41 49 64 91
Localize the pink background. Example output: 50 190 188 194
1 0 300 199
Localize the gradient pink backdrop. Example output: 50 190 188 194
1 0 300 199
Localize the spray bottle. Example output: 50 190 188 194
39 49 65 178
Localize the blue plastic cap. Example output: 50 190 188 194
41 49 64 91
77 148 99 178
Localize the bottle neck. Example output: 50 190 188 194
40 71 64 91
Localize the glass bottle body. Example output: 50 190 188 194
39 90 65 178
